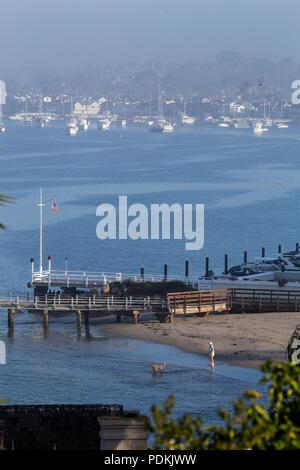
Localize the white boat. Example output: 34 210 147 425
163 123 174 133
98 119 111 131
277 123 289 128
20 116 33 126
121 119 126 128
182 114 196 125
65 120 79 136
199 253 300 292
218 122 229 128
150 86 166 133
232 120 250 129
9 113 23 121
78 118 89 131
35 118 45 128
0 125 5 133
149 119 165 132
253 122 268 134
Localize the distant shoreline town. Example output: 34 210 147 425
1 52 300 134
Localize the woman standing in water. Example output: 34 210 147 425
209 342 215 368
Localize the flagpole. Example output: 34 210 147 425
39 188 43 274
37 190 58 275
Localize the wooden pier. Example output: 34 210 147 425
231 287 300 313
2 286 300 339
0 289 231 337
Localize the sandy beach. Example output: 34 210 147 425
103 312 300 370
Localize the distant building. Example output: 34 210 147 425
73 101 100 115
229 102 246 113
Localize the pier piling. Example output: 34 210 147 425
262 247 265 258
43 310 49 339
76 310 82 340
244 251 247 264
43 310 49 328
164 264 168 282
185 260 189 283
205 257 209 278
84 311 91 339
278 245 282 254
8 309 14 338
224 254 228 274
8 309 15 328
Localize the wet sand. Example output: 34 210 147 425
103 312 300 370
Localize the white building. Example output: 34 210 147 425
229 102 246 113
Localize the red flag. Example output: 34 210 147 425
51 202 59 213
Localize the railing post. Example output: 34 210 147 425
164 264 168 282
185 260 189 284
76 310 82 340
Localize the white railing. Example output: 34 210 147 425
31 269 197 287
0 293 168 312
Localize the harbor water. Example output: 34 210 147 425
0 122 298 420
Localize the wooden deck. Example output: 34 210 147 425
166 290 231 317
231 287 300 312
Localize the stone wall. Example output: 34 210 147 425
0 404 138 450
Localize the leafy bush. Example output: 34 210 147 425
147 361 300 450
110 279 197 296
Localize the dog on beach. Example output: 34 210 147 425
150 362 167 375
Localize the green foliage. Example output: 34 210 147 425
147 361 300 450
110 279 196 296
0 194 14 230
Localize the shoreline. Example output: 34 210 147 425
102 311 300 370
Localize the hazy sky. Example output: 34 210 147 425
0 0 299 72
